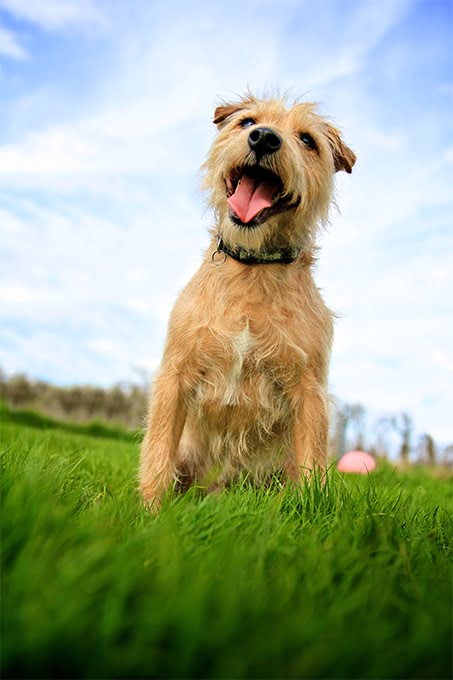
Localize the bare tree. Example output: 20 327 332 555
372 417 393 459
332 401 367 457
417 433 437 466
441 444 453 469
348 403 366 450
383 412 413 463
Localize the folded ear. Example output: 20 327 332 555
325 123 356 174
213 102 245 128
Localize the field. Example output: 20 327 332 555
1 404 452 679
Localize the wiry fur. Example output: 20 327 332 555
140 94 356 507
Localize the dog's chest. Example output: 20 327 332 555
191 306 309 417
222 326 254 406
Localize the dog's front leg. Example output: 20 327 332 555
139 365 187 508
291 375 329 480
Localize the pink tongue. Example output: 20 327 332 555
228 176 275 223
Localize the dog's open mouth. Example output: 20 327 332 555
226 166 297 226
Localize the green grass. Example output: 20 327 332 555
0 402 138 441
1 408 452 679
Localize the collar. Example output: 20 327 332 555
213 237 301 265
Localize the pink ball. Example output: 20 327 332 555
337 450 377 474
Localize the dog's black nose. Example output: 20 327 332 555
248 127 282 156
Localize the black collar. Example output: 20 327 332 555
213 237 301 265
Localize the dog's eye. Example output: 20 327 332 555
241 118 256 128
300 133 317 151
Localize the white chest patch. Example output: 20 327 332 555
222 326 253 406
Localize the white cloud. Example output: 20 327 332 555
282 0 413 89
359 127 406 151
0 0 104 30
431 351 453 373
0 106 207 185
0 23 28 59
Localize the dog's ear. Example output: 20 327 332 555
325 123 356 174
213 102 244 128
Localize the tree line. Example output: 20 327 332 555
0 370 147 430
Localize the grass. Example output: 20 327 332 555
0 402 138 442
1 406 452 679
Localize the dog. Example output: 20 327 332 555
140 94 356 506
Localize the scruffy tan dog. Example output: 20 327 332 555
140 94 355 506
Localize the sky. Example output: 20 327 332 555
0 0 452 447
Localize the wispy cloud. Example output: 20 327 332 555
0 0 104 30
0 23 28 59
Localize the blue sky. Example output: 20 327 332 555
0 0 452 446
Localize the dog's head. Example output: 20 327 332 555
203 94 356 253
